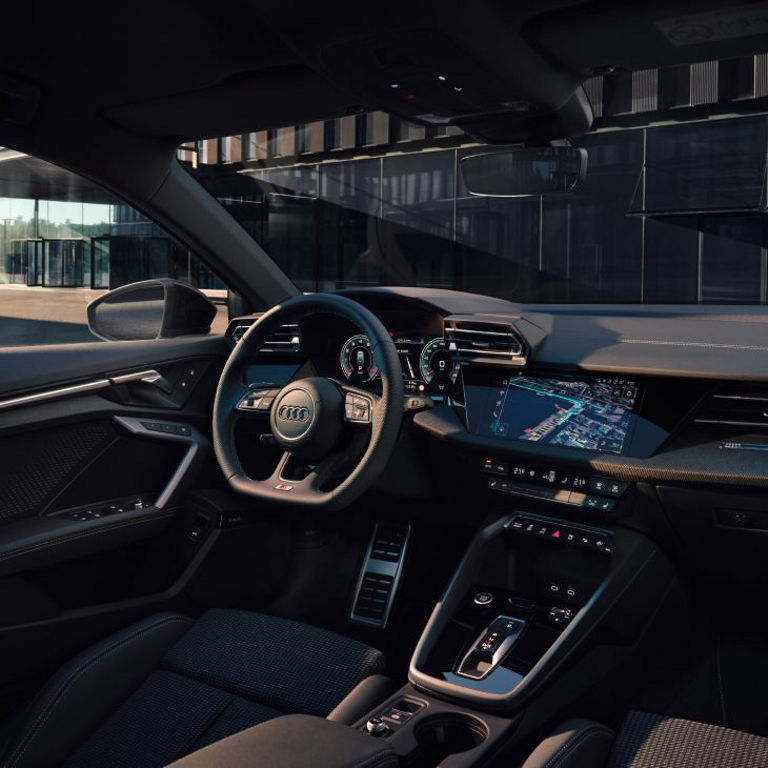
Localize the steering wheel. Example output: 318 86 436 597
212 293 404 509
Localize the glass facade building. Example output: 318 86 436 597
0 153 222 291
3 55 768 305
186 55 768 304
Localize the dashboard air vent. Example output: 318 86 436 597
445 320 526 365
695 384 768 428
231 321 301 353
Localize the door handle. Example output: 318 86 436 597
110 369 174 395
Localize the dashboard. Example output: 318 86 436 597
228 285 768 481
228 285 768 591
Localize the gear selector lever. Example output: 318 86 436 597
456 615 526 680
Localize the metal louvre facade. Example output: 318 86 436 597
185 56 768 304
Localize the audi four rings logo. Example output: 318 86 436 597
279 404 310 422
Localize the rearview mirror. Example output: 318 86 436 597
87 279 217 341
461 146 587 197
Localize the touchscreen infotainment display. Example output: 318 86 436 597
476 374 639 454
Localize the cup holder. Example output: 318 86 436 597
412 712 488 766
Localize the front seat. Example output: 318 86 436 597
0 609 392 768
520 711 768 768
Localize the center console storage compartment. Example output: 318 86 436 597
169 714 397 768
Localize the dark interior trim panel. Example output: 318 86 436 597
0 335 228 398
0 508 175 578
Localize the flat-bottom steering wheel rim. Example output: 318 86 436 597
212 293 403 510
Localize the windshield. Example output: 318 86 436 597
182 57 768 305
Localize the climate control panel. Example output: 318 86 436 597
481 456 629 510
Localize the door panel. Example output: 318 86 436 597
0 335 224 396
0 339 227 573
0 335 235 718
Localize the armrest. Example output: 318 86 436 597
167 714 397 768
0 507 173 577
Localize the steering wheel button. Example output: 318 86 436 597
344 393 371 422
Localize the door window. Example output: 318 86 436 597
0 151 228 347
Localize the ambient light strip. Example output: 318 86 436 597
0 370 163 412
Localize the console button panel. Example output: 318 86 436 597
482 456 628 509
362 698 425 738
507 514 613 554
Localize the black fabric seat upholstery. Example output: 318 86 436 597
521 711 768 768
0 609 389 768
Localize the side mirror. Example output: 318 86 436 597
461 146 587 197
87 279 217 341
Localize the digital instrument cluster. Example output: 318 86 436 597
339 331 459 394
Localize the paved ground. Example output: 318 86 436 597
0 285 229 347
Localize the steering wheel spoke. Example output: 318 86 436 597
267 451 296 490
267 447 359 494
305 450 352 491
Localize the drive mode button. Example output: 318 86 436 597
482 458 509 475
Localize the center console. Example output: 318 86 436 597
347 342 699 763
351 507 678 766
414 513 613 701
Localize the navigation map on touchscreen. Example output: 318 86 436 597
488 375 638 454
